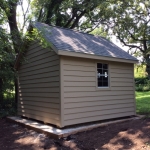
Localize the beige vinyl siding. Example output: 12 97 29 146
61 56 135 126
18 41 61 127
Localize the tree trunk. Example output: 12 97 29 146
8 2 21 107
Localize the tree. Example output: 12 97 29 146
0 0 31 103
1 0 22 54
31 0 110 32
104 0 150 78
0 27 15 102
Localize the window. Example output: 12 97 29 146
97 63 109 87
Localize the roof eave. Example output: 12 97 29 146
57 50 138 64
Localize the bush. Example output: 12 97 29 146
135 77 150 91
0 94 17 118
135 85 144 91
135 77 149 85
142 85 150 91
135 84 150 92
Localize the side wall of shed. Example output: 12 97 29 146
18 42 61 127
60 56 136 127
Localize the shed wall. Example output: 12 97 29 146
18 42 61 126
61 56 135 126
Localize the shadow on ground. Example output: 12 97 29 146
0 118 150 150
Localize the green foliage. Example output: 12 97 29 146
135 77 148 85
135 76 150 91
136 91 150 115
135 85 143 92
134 65 147 78
134 65 149 91
0 89 16 119
0 27 16 100
26 27 52 49
90 26 110 40
104 0 150 77
31 0 109 32
135 84 150 92
0 96 16 119
0 0 31 117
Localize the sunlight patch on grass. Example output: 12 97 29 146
136 95 150 99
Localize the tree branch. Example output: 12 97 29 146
70 9 86 29
1 0 22 53
38 7 43 21
20 0 31 32
45 0 64 24
117 35 144 52
64 8 76 28
143 40 148 51
127 30 145 42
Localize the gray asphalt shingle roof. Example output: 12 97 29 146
32 22 137 61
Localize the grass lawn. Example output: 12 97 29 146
136 91 150 115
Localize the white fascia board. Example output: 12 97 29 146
57 50 138 64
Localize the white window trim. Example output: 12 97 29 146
95 62 111 90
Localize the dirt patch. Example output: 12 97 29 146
0 118 150 150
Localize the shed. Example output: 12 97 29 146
15 22 138 128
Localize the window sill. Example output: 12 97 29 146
96 87 111 91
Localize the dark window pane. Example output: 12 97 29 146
103 82 108 86
97 69 102 74
98 77 102 82
97 63 102 68
103 64 108 69
98 81 103 87
102 76 108 82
